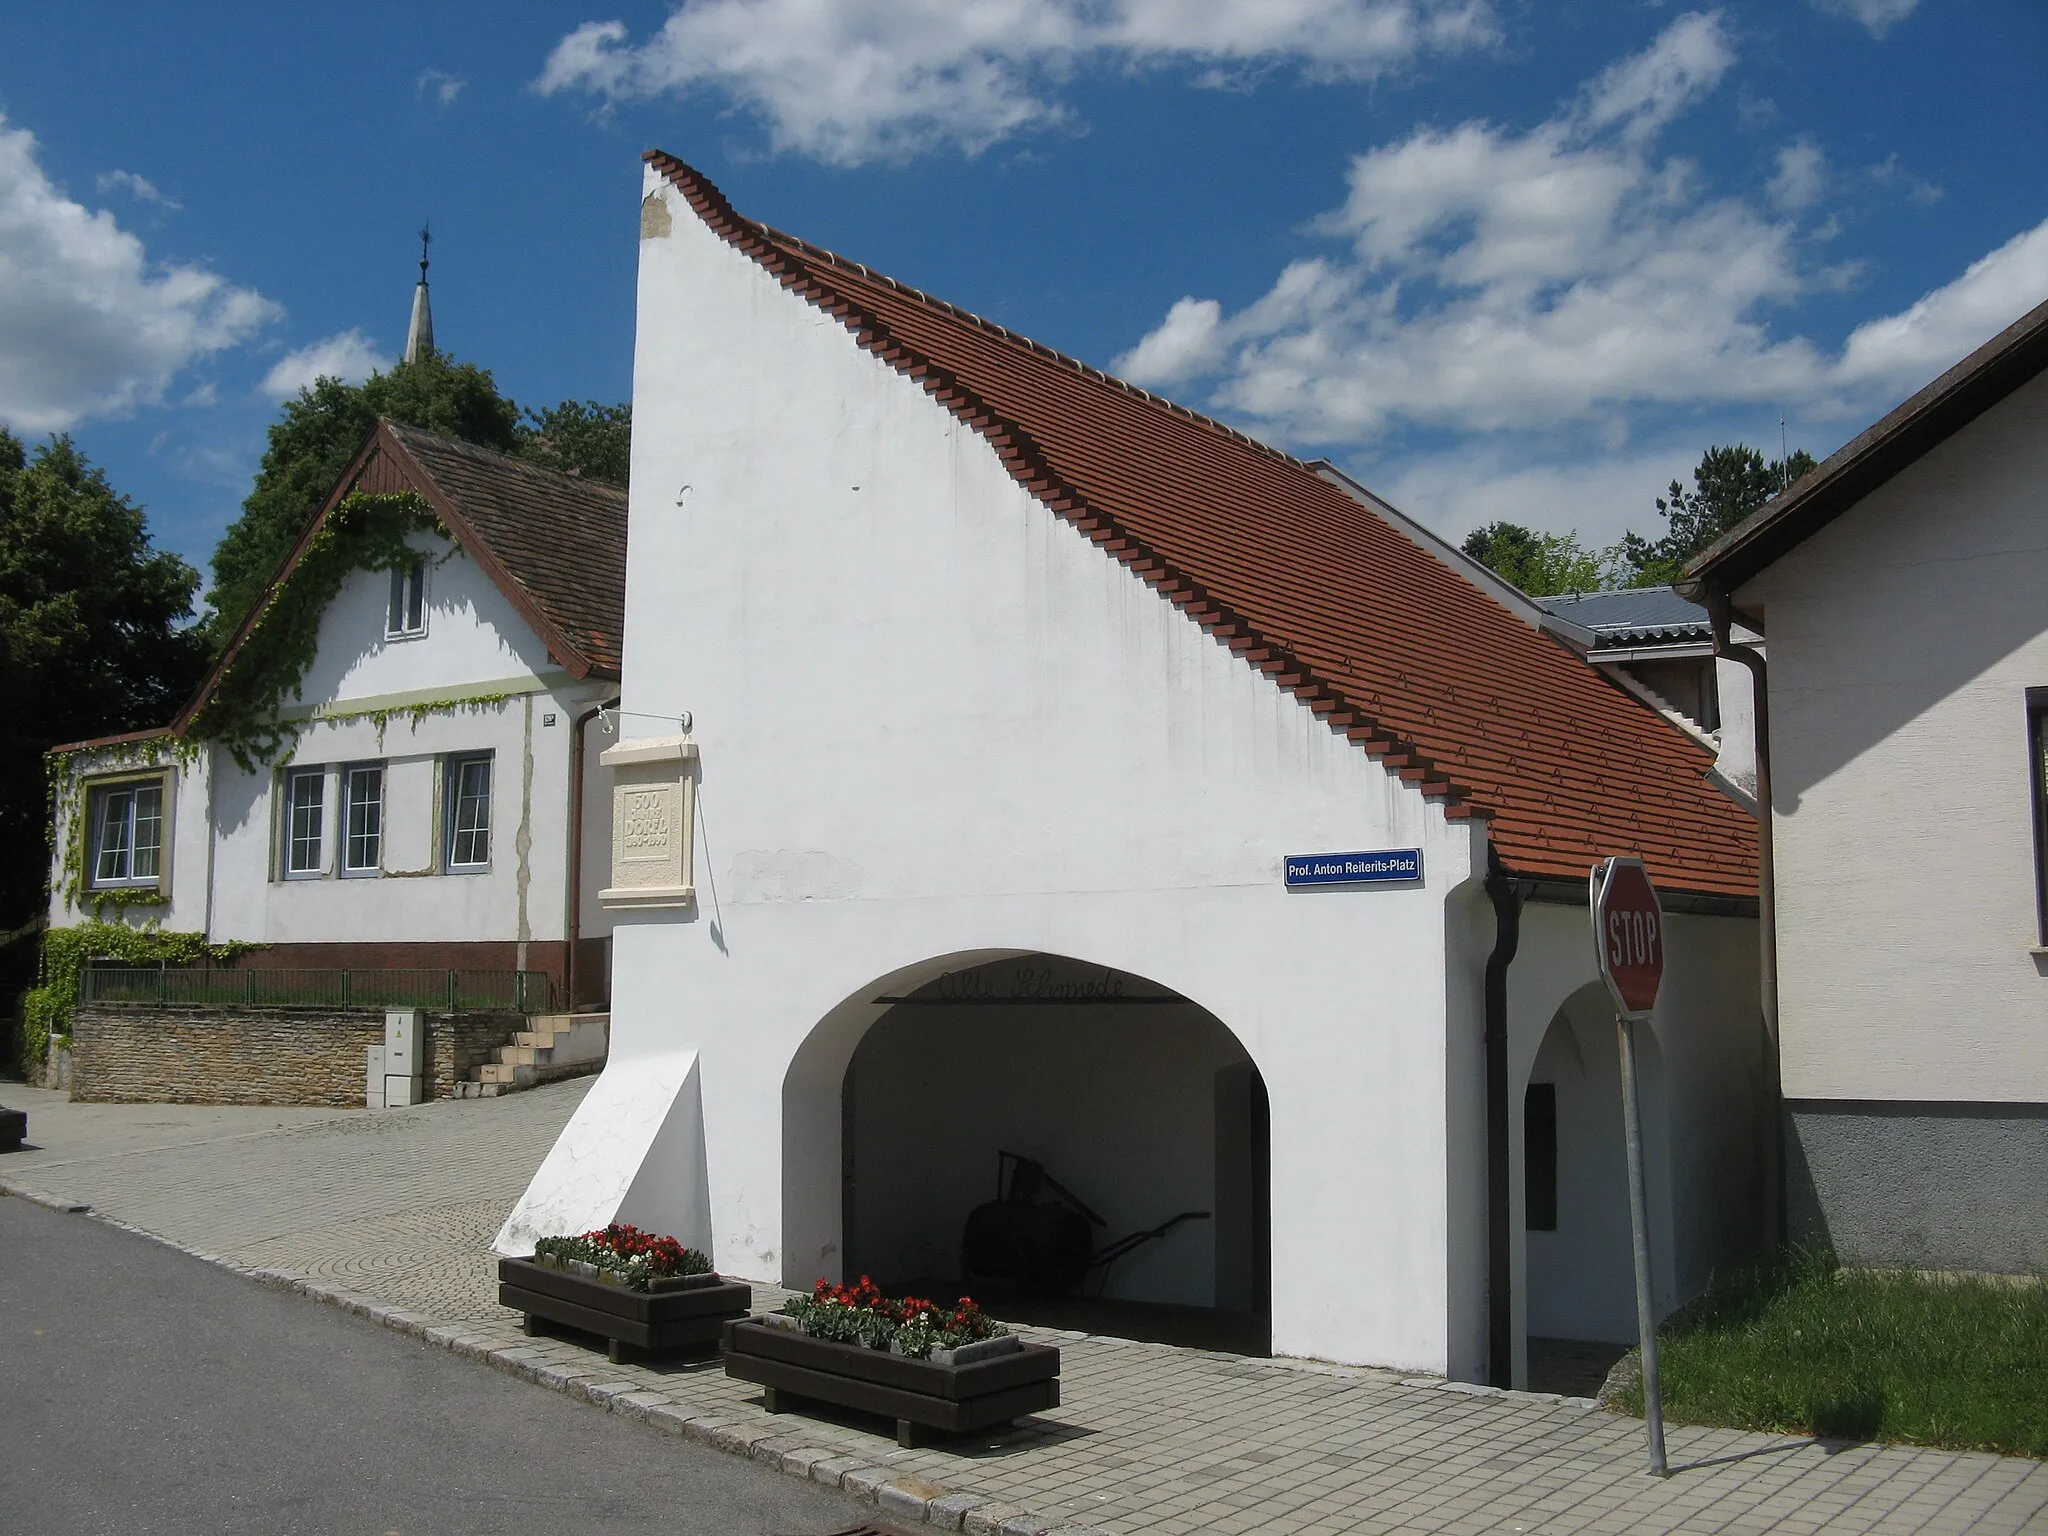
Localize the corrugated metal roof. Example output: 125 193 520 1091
648 152 1757 899
1538 587 1712 646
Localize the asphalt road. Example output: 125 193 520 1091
0 1195 875 1535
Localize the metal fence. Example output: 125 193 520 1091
79 966 555 1014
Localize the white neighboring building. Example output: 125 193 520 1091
1683 296 2048 1274
504 153 1767 1385
50 420 626 1011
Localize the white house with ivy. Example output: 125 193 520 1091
47 419 627 1017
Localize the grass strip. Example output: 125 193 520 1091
1607 1247 2048 1456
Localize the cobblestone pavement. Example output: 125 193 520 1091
3 1078 2044 1536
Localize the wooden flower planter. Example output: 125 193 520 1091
498 1256 752 1363
721 1316 1061 1448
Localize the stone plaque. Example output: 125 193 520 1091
599 736 697 908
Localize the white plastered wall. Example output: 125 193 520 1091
1505 902 1760 1373
525 166 1491 1374
55 531 614 952
51 746 209 931
1740 369 2048 1103
205 535 611 946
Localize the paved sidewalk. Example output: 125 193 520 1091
3 1079 2044 1536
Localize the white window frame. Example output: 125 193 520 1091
282 767 327 878
342 764 385 876
386 560 427 639
443 754 492 872
86 776 168 890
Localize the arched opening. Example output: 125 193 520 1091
790 952 1269 1355
1523 983 1667 1393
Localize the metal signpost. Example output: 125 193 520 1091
1591 855 1669 1477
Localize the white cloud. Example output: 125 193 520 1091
95 168 181 210
536 0 1497 164
1119 16 1826 439
1868 154 1942 206
258 329 387 401
1117 12 2048 457
1836 220 2048 392
1580 10 1734 144
1379 440 1707 548
1812 0 1917 38
1115 296 1225 386
417 69 467 106
1767 138 1826 211
0 116 279 433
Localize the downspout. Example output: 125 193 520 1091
1481 842 1523 1388
1700 588 1783 1249
564 695 620 1013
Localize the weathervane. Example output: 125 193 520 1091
419 222 431 281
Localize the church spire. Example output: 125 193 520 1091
404 223 435 364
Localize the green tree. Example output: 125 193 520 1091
517 399 631 488
206 350 523 642
0 429 207 938
1461 521 1616 597
1620 443 1818 586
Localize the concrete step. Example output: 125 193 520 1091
460 1014 610 1098
534 1016 608 1068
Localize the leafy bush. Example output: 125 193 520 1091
782 1275 1007 1359
1610 1246 2048 1456
532 1223 711 1291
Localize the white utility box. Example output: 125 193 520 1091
381 1074 422 1108
385 1009 425 1075
377 1009 425 1108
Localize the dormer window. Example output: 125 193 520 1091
386 560 426 638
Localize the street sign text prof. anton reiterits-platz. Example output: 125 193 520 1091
1284 849 1423 888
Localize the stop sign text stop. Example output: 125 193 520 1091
1591 856 1665 1019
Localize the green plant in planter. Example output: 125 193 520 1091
532 1224 711 1291
782 1276 1007 1359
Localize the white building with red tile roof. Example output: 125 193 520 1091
505 155 1770 1384
49 421 626 1015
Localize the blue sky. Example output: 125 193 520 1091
2 1 2043 588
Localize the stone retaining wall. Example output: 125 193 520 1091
70 1005 527 1106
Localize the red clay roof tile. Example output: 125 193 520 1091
647 151 1757 899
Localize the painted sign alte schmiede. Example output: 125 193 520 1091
1284 849 1423 888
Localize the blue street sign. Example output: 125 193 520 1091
1284 849 1423 888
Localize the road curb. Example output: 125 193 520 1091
0 1187 1111 1536
0 1176 91 1213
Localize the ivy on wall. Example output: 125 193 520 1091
46 735 191 921
314 690 519 752
44 488 519 928
190 490 447 769
19 921 252 1076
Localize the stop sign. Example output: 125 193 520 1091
1591 856 1665 1019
